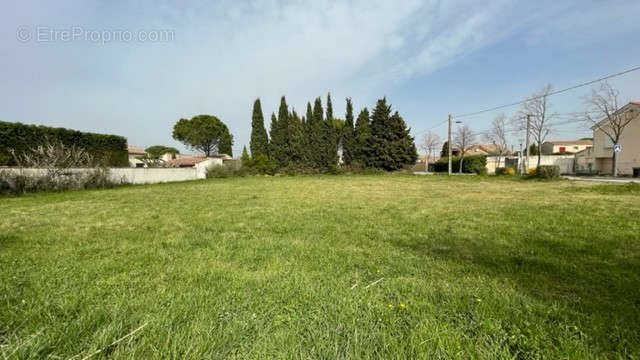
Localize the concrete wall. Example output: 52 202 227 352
1 158 223 185
486 155 575 174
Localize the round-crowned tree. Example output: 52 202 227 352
172 115 233 157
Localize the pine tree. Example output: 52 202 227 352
440 141 450 158
250 98 269 158
367 98 417 170
342 98 355 166
389 111 418 168
354 108 370 166
367 98 393 169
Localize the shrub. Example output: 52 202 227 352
495 167 515 176
249 154 277 175
0 121 128 167
434 155 487 174
0 168 121 195
206 164 249 178
535 165 560 180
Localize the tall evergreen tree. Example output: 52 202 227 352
326 93 334 123
241 146 251 167
304 102 314 167
310 97 325 169
367 98 417 170
324 93 337 168
367 98 393 169
250 98 269 157
440 141 450 158
288 109 306 166
271 96 291 167
269 112 278 159
342 98 355 165
389 111 418 167
354 108 370 165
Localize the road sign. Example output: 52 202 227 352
614 144 622 152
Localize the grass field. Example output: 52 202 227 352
1 175 639 359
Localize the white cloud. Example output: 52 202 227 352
8 0 634 153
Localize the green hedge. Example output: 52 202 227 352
434 155 487 174
0 121 128 167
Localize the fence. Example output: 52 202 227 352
486 155 575 174
0 158 222 185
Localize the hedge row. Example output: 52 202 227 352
434 155 487 174
0 121 128 167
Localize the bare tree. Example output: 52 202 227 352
454 125 475 174
483 114 509 168
582 81 638 176
10 138 94 179
513 84 554 168
420 131 441 164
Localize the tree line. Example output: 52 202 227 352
247 94 418 173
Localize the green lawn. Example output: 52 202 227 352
1 175 639 359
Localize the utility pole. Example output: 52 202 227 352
524 114 531 174
518 143 523 174
447 114 452 175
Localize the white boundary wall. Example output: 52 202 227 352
486 155 575 174
0 158 223 185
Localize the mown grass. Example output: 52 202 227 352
1 175 639 359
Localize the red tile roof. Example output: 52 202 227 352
165 156 208 167
127 145 146 155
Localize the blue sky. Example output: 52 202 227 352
1 0 639 155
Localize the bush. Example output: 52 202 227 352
0 121 128 167
535 165 560 180
434 155 487 174
495 167 515 176
0 168 122 195
206 164 250 178
248 154 277 175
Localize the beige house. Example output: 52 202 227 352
127 145 147 167
580 101 640 175
541 140 592 155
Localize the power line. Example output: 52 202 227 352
452 64 640 119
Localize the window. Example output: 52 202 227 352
559 146 566 153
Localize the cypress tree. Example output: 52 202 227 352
269 112 278 159
342 98 355 165
304 102 314 168
250 98 269 158
367 98 417 170
354 108 370 166
367 98 393 169
272 96 290 167
241 146 251 167
324 93 337 168
288 109 306 166
389 111 418 168
440 141 449 158
310 97 325 169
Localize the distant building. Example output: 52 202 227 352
541 140 592 155
127 145 147 167
587 101 640 175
